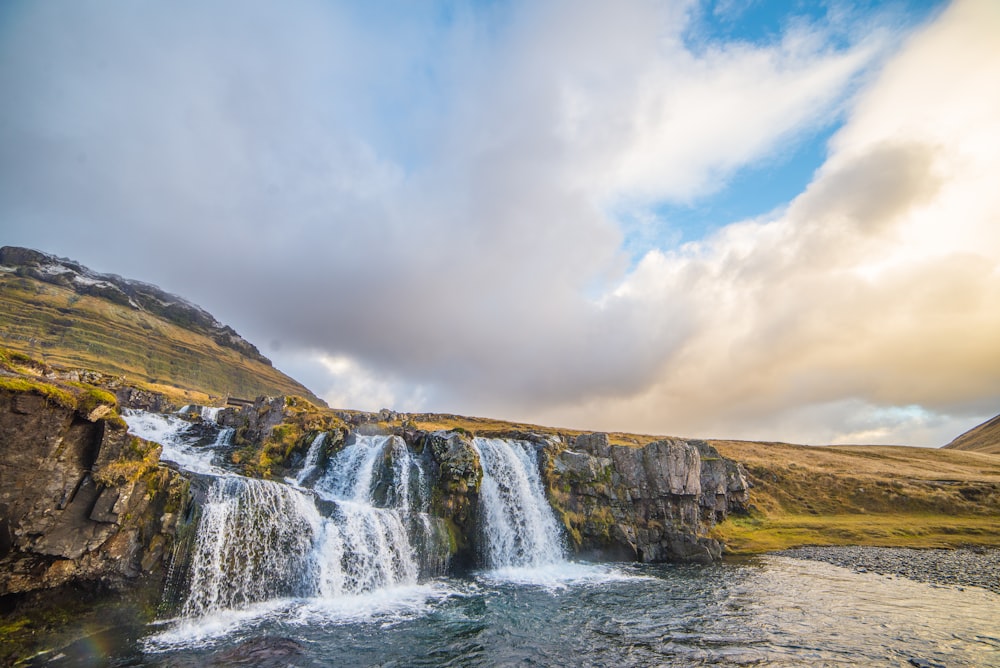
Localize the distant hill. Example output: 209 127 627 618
943 413 1000 455
0 246 323 405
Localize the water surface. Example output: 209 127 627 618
34 556 993 667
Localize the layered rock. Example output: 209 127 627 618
543 433 749 564
0 389 190 595
417 431 483 570
390 428 748 565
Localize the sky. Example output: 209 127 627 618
2 0 999 447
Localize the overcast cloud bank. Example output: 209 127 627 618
2 0 997 445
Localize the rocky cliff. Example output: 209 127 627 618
0 381 190 597
207 399 749 565
546 433 749 563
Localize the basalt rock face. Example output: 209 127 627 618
419 431 482 570
217 395 288 445
0 390 190 596
542 433 749 564
385 427 748 565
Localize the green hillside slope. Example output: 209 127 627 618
0 247 322 405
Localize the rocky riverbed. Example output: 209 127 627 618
777 545 1000 594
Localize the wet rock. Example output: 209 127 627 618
421 431 483 570
543 434 747 564
210 637 305 665
0 388 190 595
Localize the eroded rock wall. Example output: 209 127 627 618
0 391 190 595
392 428 749 565
543 433 750 564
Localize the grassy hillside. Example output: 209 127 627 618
709 439 1000 552
0 271 321 405
943 413 1000 455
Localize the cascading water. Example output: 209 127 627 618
199 406 222 422
472 437 566 569
295 432 327 486
133 404 572 635
211 426 235 448
310 434 441 586
182 477 321 616
172 433 448 621
123 409 226 476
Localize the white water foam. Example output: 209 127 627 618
122 409 227 475
472 437 565 570
294 432 327 485
200 406 222 423
144 581 461 652
477 561 650 589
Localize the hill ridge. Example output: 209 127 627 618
944 412 1000 455
0 246 269 365
0 246 322 405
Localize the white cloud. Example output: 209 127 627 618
529 0 1000 445
317 354 428 413
3 0 995 446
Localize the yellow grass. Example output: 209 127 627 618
711 513 1000 554
709 439 1000 553
405 413 664 447
0 273 319 403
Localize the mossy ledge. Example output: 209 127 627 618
0 351 193 663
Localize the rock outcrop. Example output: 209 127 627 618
132 394 749 567
545 433 749 563
392 427 748 565
0 388 190 596
418 431 483 570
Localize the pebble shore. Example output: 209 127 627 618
776 545 1000 594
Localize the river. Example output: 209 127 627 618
35 410 993 667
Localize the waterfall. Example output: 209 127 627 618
295 432 327 486
123 409 231 476
167 424 585 622
315 501 418 596
182 477 321 616
211 426 235 448
472 437 565 569
314 434 390 503
178 433 447 618
199 406 222 423
181 475 422 617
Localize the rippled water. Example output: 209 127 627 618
39 556 999 667
88 414 997 666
